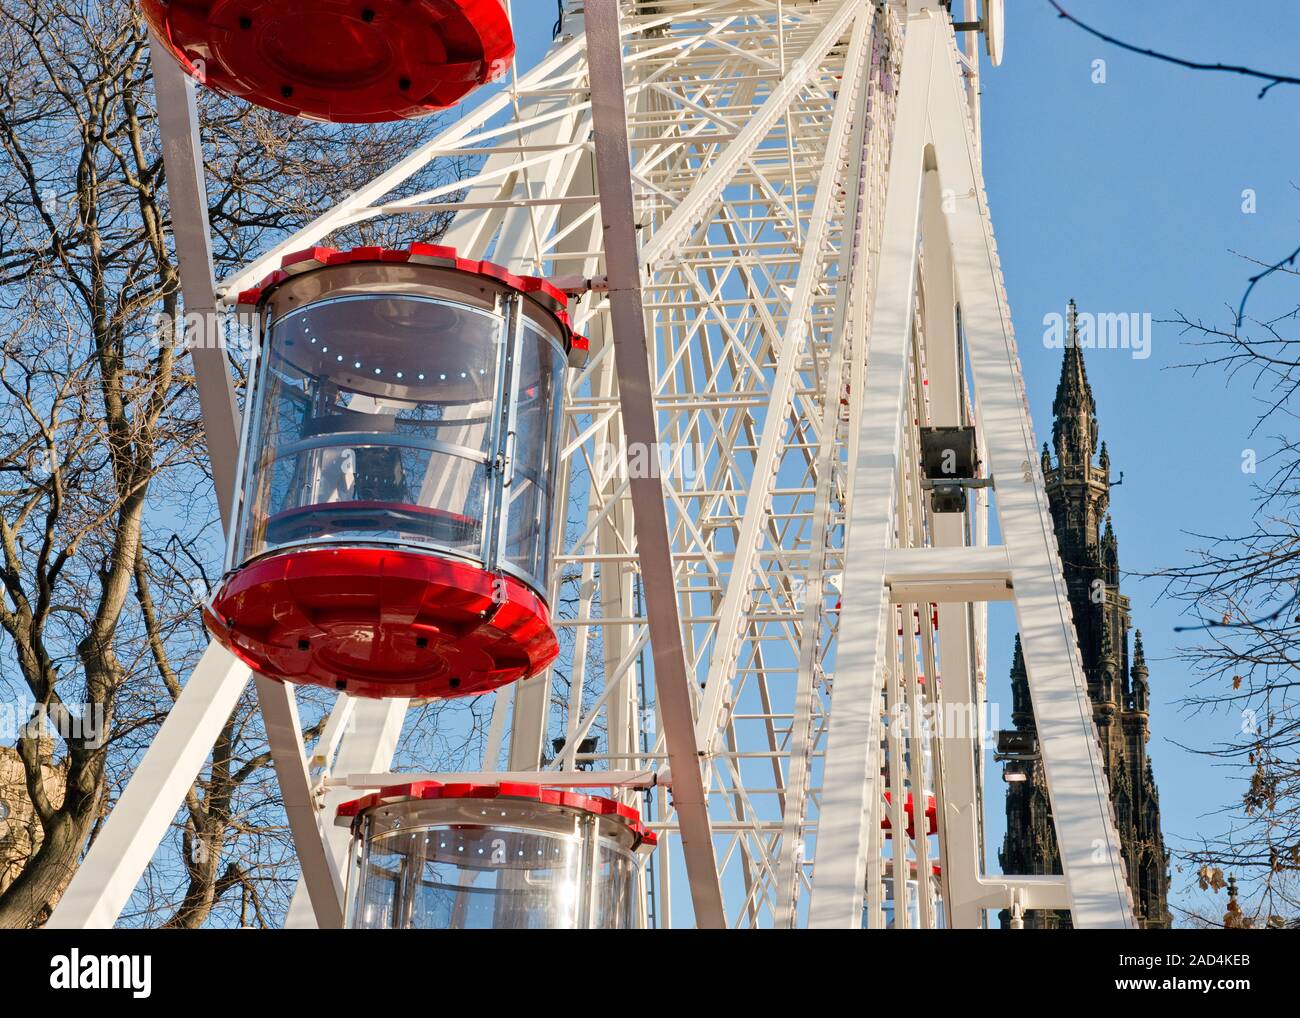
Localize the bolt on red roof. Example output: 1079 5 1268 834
141 0 515 123
337 780 658 849
234 243 590 364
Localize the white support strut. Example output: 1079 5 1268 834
49 644 252 929
925 16 1134 928
808 6 939 929
585 0 726 929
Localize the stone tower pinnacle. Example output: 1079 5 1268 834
1052 299 1099 468
999 305 1172 928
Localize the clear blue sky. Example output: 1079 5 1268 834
503 2 1298 921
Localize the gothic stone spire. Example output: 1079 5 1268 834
1052 299 1099 467
1131 629 1150 715
1000 307 1171 929
1010 633 1032 728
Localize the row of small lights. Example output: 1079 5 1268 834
433 839 563 859
300 320 487 382
381 804 580 859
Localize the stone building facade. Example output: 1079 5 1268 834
0 739 67 896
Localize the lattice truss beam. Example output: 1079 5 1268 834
549 0 893 928
228 0 903 929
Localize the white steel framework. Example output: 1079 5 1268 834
49 0 1135 930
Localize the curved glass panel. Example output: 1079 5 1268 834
592 841 639 930
346 802 643 930
353 825 585 930
502 321 567 585
234 295 502 565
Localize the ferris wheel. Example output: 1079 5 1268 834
48 0 1134 930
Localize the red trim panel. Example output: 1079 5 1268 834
337 780 657 849
234 243 589 363
881 791 939 840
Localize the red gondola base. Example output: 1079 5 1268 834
205 546 558 700
141 0 515 123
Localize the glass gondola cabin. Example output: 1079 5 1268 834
205 245 587 700
337 782 656 930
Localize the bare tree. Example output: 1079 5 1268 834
0 0 464 927
1158 249 1300 925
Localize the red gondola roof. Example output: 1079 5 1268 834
234 243 589 362
337 780 657 848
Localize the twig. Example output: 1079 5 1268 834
1048 1 1300 99
1237 243 1300 329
